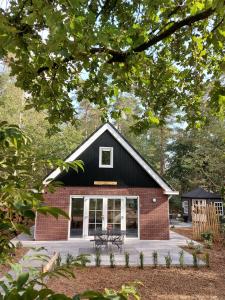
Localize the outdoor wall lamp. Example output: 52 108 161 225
152 198 157 203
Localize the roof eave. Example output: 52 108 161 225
164 190 179 195
43 123 175 192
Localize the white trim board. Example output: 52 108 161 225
43 123 178 195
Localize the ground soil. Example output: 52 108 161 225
171 227 194 240
47 227 225 299
0 247 28 278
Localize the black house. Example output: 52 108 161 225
181 187 223 222
36 123 178 241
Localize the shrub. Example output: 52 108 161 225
164 252 172 268
15 241 23 249
0 237 15 263
124 252 130 268
95 249 101 267
76 254 90 267
110 252 115 268
201 231 213 241
152 251 158 268
205 252 210 268
192 251 198 268
194 244 203 254
66 253 74 266
56 253 62 266
186 240 195 249
179 250 184 268
204 240 213 249
139 252 144 269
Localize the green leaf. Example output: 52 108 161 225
148 111 159 125
23 209 36 219
0 281 9 294
17 272 29 289
113 86 119 97
14 224 31 235
50 294 71 300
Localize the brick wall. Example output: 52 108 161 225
35 187 169 240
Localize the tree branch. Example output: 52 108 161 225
211 17 224 32
107 7 215 63
132 7 214 53
37 7 216 73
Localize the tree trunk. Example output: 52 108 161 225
159 126 165 176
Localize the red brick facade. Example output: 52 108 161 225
35 187 169 241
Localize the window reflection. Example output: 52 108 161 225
126 198 138 237
70 198 84 237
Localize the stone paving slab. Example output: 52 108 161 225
0 230 205 295
10 231 204 267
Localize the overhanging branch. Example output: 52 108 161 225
37 7 216 73
132 7 214 53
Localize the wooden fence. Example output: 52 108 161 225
192 203 220 241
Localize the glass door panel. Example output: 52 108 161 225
126 198 138 237
107 198 121 231
70 197 84 237
88 198 103 235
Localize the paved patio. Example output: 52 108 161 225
170 220 192 228
12 230 202 267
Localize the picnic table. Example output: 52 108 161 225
90 229 126 251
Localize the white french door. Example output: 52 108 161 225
70 195 139 238
83 197 126 237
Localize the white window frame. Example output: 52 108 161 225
68 195 140 240
214 202 223 216
99 147 113 168
192 199 206 207
183 200 188 214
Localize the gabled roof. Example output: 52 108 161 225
182 187 221 199
43 123 178 195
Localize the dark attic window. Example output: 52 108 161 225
99 147 113 168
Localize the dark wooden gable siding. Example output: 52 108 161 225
55 130 160 188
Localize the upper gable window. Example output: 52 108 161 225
99 147 113 168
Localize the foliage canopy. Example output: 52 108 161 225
0 0 225 129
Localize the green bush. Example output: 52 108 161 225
201 231 213 241
124 252 130 268
152 251 158 268
0 237 15 264
204 240 213 249
194 244 203 254
110 252 115 268
95 249 101 267
164 252 172 268
15 241 23 249
66 253 74 266
179 250 184 268
139 252 144 269
56 253 62 266
192 251 198 268
75 254 90 267
186 240 195 249
0 261 140 300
